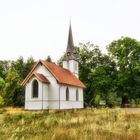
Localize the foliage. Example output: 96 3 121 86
94 95 101 106
10 56 35 80
78 42 102 102
78 37 140 107
105 92 121 107
0 57 35 107
45 55 52 62
78 42 117 107
0 96 4 107
0 77 5 92
108 37 140 106
3 71 24 106
135 98 140 104
0 60 11 79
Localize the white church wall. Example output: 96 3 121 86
25 63 84 110
63 60 79 78
78 88 84 101
25 83 28 109
42 83 48 100
69 60 79 78
62 61 68 69
25 76 50 110
36 65 60 109
59 85 84 109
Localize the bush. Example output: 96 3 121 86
106 92 121 107
3 71 24 106
0 96 4 107
136 98 140 104
94 95 101 107
0 77 5 94
130 99 135 104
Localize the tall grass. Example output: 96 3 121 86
0 108 140 140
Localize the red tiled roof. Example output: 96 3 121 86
41 61 85 88
27 72 50 84
34 72 50 84
22 60 86 88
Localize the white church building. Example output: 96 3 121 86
22 25 86 110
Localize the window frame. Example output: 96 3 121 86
32 79 39 98
76 89 79 101
66 87 69 101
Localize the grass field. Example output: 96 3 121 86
0 107 140 140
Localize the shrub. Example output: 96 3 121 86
106 92 121 107
135 98 140 104
0 96 4 107
94 95 101 107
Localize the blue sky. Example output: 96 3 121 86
0 0 140 62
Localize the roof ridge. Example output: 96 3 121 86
22 60 86 88
41 60 73 72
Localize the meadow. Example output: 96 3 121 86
0 107 140 140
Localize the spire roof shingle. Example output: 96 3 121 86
63 23 78 61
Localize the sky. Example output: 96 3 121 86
0 0 140 62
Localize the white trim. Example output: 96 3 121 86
31 78 39 99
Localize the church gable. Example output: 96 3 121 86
28 72 50 84
22 60 85 88
22 61 57 86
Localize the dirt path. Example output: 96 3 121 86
125 108 140 111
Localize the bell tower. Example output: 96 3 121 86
62 23 79 78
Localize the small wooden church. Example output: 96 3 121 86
22 24 86 110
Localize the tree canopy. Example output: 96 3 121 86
0 57 35 106
108 37 140 106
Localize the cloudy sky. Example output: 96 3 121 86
0 0 140 62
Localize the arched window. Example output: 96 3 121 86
32 79 39 98
66 87 69 101
76 89 79 101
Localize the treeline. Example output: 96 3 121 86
78 37 140 107
0 57 35 107
0 37 140 107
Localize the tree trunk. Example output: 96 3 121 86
121 96 128 108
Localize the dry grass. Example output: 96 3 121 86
0 107 140 140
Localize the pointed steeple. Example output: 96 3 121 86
63 23 78 61
62 23 79 77
66 23 74 53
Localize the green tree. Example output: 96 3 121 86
78 42 102 103
0 57 35 107
88 55 117 106
3 70 24 106
0 77 5 93
24 57 35 79
78 43 117 106
0 63 5 78
11 57 25 80
45 55 52 63
0 60 11 79
108 37 140 106
2 57 35 106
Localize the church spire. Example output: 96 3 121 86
62 22 79 77
66 23 74 53
63 23 78 61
